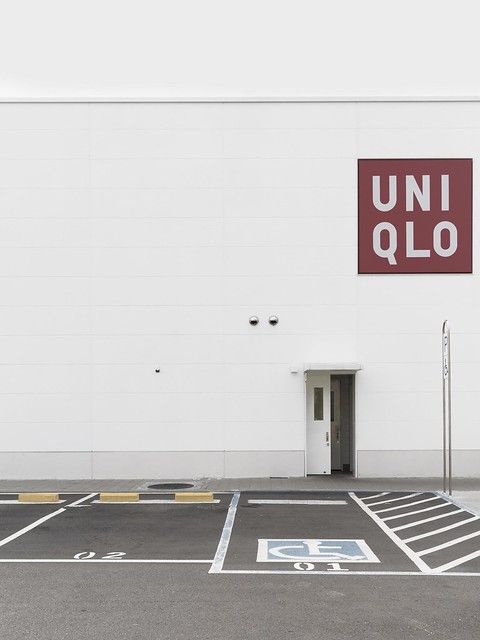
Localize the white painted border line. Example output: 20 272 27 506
382 503 449 522
209 491 240 574
216 568 480 577
92 500 220 505
374 497 438 513
0 558 213 564
418 529 480 557
434 549 480 572
0 500 66 505
391 509 463 532
367 493 420 507
248 500 347 505
403 516 480 543
361 492 389 501
0 493 96 549
349 492 432 573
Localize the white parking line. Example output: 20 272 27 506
367 493 419 507
0 493 97 549
0 558 213 564
434 549 480 573
216 568 480 577
417 529 480 557
65 494 97 507
374 497 440 514
209 491 240 574
92 500 220 505
0 500 66 505
391 509 464 532
383 502 449 522
403 516 480 543
247 500 347 505
361 492 389 501
349 492 432 573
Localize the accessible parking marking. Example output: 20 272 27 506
352 491 480 574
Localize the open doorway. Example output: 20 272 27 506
330 374 355 473
305 372 355 475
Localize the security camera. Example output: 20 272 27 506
268 315 279 326
249 316 259 326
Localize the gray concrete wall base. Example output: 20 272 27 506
0 451 305 479
357 450 480 478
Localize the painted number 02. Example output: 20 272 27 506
74 551 126 560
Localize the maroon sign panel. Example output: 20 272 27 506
358 159 472 273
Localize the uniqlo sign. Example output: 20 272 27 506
358 159 472 273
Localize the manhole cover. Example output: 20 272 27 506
148 482 194 490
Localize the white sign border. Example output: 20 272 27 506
256 538 380 564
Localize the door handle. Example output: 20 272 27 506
326 431 329 444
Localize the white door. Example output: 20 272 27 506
306 372 331 474
330 378 341 470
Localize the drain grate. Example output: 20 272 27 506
148 482 194 490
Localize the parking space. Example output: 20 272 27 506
0 490 480 576
0 493 230 563
216 491 422 575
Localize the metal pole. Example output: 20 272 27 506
442 321 451 495
447 325 452 496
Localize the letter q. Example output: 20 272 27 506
373 222 398 265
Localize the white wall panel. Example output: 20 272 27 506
1 394 90 422
92 248 223 277
0 159 89 188
223 421 304 451
0 307 91 335
356 102 480 130
222 187 356 218
0 423 92 451
222 129 356 158
91 159 223 188
89 103 224 130
91 219 222 247
0 278 90 306
0 219 91 247
357 128 480 157
90 307 225 335
224 246 356 276
0 100 479 478
0 130 90 159
92 364 301 394
220 103 357 130
223 218 355 247
91 392 302 423
222 159 354 188
90 188 223 219
91 335 224 364
0 364 90 393
92 422 225 452
91 129 223 158
0 104 89 129
0 249 91 277
0 188 90 218
0 337 91 364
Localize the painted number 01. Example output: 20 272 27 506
74 551 126 560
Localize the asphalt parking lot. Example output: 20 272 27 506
1 490 479 639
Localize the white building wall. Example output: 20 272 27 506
0 100 478 478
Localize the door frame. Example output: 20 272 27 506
303 366 360 477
